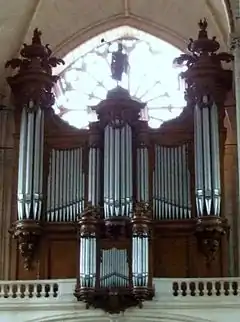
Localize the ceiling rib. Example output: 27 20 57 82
12 0 42 57
124 0 130 16
205 0 228 45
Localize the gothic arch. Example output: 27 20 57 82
52 15 188 61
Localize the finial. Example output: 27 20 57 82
5 28 65 108
198 18 208 31
198 18 208 39
32 28 42 45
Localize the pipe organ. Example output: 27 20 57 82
7 22 233 294
153 144 192 220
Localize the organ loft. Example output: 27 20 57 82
2 18 234 313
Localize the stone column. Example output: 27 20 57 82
231 33 240 275
0 102 14 279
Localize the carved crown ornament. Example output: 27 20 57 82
173 18 233 106
5 28 64 109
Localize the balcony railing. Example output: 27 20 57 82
0 277 240 302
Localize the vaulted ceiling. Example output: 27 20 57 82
0 0 234 95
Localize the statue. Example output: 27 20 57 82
111 43 129 82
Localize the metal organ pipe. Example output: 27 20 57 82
194 104 204 216
153 144 191 220
17 104 44 220
136 147 149 203
80 235 97 288
132 234 149 287
46 148 85 222
210 103 221 216
103 122 133 218
100 248 128 287
88 147 100 207
202 105 212 215
194 99 221 216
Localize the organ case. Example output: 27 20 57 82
8 22 233 282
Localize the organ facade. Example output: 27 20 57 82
2 18 234 315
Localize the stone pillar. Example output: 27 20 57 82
0 102 14 279
231 33 240 275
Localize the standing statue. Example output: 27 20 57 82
111 43 129 82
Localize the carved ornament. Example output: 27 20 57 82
173 19 233 106
195 216 229 264
5 28 64 109
9 220 42 270
74 284 154 314
131 202 152 236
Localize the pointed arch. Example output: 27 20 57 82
52 15 187 61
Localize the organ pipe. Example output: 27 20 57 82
17 103 44 221
131 202 151 289
100 248 129 287
210 103 221 216
80 236 97 288
78 207 98 289
194 98 221 217
88 147 100 206
103 122 133 218
132 234 149 287
46 147 85 222
136 147 149 203
152 144 191 220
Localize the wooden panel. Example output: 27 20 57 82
153 236 188 277
152 220 228 278
48 239 78 279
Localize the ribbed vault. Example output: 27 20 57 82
0 0 232 91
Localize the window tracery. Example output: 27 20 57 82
53 26 186 129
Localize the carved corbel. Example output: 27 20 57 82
9 220 42 270
195 216 229 264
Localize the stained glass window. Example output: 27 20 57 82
53 26 186 129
